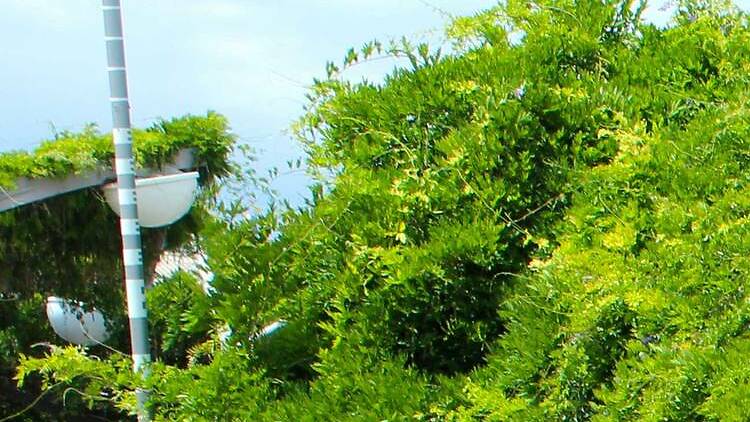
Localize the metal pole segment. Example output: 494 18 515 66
100 1 151 421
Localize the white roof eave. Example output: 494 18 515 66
0 148 196 212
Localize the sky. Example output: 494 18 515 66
0 0 739 206
0 0 493 206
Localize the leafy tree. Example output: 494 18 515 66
0 113 234 420
19 0 750 421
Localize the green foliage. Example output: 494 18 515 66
14 346 133 419
264 344 459 421
16 345 275 420
21 0 750 420
268 0 633 377
147 272 213 366
0 112 233 313
146 349 275 421
1 112 234 419
0 112 233 189
446 2 750 420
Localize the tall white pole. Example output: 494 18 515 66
101 1 151 420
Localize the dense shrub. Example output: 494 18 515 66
20 0 750 420
0 113 234 420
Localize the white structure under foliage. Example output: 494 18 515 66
103 171 199 228
46 296 110 346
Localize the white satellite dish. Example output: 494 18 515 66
46 296 110 346
102 171 199 228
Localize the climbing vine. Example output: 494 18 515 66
14 0 750 421
0 112 234 420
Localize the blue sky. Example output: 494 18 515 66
0 0 495 205
0 0 707 205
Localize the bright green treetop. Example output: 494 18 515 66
17 1 750 421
